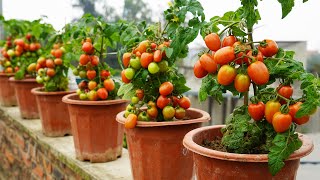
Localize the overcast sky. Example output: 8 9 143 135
2 0 320 52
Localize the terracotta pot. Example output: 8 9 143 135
62 93 128 163
116 108 210 180
31 87 74 137
0 73 17 106
9 77 42 119
183 125 314 180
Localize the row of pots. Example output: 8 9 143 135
0 73 313 179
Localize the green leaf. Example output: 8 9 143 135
277 0 294 19
118 83 135 100
268 126 302 175
165 47 173 58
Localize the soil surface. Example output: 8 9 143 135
202 137 228 152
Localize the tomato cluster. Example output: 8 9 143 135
123 81 191 128
194 33 279 93
35 43 65 85
73 38 115 101
121 40 170 83
248 85 310 133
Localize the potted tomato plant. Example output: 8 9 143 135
7 20 55 119
115 1 210 179
183 1 316 179
31 33 74 137
62 14 127 163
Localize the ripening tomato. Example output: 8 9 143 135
222 35 237 47
150 42 157 50
121 70 131 83
136 40 149 53
125 114 137 129
103 78 115 91
248 102 265 121
79 54 90 65
175 107 186 119
157 95 170 109
54 49 63 58
53 43 60 49
258 39 278 57
265 100 281 124
199 53 217 73
214 46 236 65
172 96 179 107
178 96 191 109
82 42 93 53
245 50 264 63
88 81 97 90
54 58 63 65
78 80 88 90
147 106 158 118
46 68 56 77
100 70 110 80
194 60 208 78
153 50 162 62
277 85 293 99
289 102 310 125
140 52 153 68
87 70 96 80
122 53 131 68
233 41 251 64
217 65 237 86
272 112 292 133
5 67 13 73
36 63 41 71
46 59 55 68
204 33 221 51
234 74 250 92
136 89 144 100
125 68 135 80
97 88 108 100
29 43 37 51
91 56 99 66
159 82 174 96
247 61 269 85
87 90 98 101
163 106 175 120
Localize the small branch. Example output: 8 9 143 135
244 92 249 106
218 21 240 36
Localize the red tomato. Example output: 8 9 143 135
204 33 221 51
140 52 153 68
258 39 278 57
159 82 174 96
214 46 236 65
233 42 250 64
153 50 162 62
82 42 93 53
247 61 269 85
91 56 99 66
86 70 96 80
245 50 264 63
248 102 265 121
97 88 108 100
136 89 144 100
46 59 55 68
100 70 110 80
217 65 237 86
46 68 56 77
265 100 281 124
199 53 217 73
121 70 131 84
54 58 63 66
103 78 115 91
277 85 293 99
79 54 90 65
194 60 208 78
122 53 131 68
272 112 292 133
222 35 237 47
136 40 149 54
157 95 170 109
125 114 137 129
175 107 186 119
178 96 191 109
54 49 63 58
234 74 250 92
289 102 310 125
147 106 158 118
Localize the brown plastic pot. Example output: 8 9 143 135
0 73 17 106
31 87 74 137
9 77 42 119
62 93 128 163
183 125 314 180
116 108 210 180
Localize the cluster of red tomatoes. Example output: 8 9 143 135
73 38 115 101
34 43 65 84
121 40 170 83
194 33 278 93
124 81 192 128
1 34 41 73
248 84 311 133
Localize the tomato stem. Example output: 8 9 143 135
218 21 239 37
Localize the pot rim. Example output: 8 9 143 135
62 93 129 106
183 125 314 162
8 76 37 83
116 108 210 127
0 72 15 77
31 87 76 96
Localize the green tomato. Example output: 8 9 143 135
36 76 44 84
7 49 14 57
73 68 79 76
130 57 141 69
125 68 135 80
43 76 51 82
38 68 45 76
131 96 140 104
79 93 87 100
126 103 135 111
158 60 169 72
148 62 160 74
162 106 175 120
79 70 87 78
4 61 11 67
60 47 66 53
76 89 81 95
124 110 133 118
138 111 150 121
36 49 43 55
